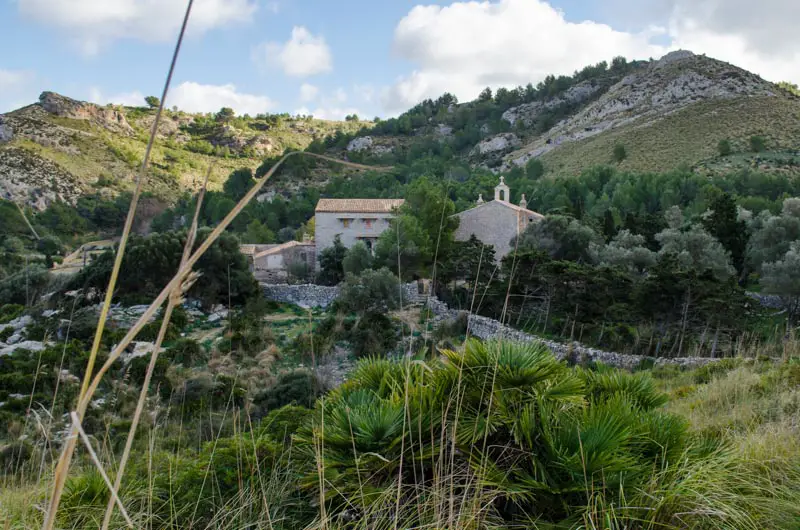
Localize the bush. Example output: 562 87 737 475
185 139 214 155
613 143 627 163
166 338 205 366
297 340 698 526
252 370 319 418
0 303 23 324
0 440 33 473
337 268 400 314
0 265 50 305
750 135 766 152
342 241 373 275
718 138 732 156
172 374 247 418
348 312 399 357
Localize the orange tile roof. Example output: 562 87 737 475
315 198 405 214
253 240 314 259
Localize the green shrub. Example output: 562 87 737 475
613 143 627 162
172 374 246 418
185 139 214 155
0 440 33 473
693 358 741 383
252 370 319 418
166 338 205 366
297 340 698 526
348 312 398 357
718 138 732 156
0 303 24 323
750 135 767 152
127 352 173 399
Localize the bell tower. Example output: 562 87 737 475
494 176 510 202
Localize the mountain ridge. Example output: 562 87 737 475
2 50 799 212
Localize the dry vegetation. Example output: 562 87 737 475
538 97 800 176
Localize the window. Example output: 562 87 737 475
339 218 352 228
363 218 377 229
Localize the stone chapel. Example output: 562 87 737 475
453 177 544 259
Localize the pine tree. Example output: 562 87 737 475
702 191 748 278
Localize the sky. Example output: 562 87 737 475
1 0 799 120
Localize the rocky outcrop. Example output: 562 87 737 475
505 51 780 170
0 119 13 143
346 136 393 155
210 125 279 155
472 133 520 156
39 92 134 135
502 81 603 127
0 340 47 356
0 147 84 209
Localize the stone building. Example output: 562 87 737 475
453 177 544 259
314 198 405 257
241 239 316 282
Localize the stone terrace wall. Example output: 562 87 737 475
261 282 424 309
261 284 340 309
261 282 720 369
465 313 716 370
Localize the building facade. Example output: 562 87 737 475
314 198 404 259
241 240 316 282
453 177 544 259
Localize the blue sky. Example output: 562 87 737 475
1 0 798 119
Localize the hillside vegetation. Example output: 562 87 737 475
0 92 366 209
3 47 800 527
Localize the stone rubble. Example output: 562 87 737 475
1 340 48 357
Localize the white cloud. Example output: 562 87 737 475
299 83 319 103
254 26 333 77
664 0 800 84
353 84 376 104
293 87 362 120
332 87 348 104
294 105 362 121
87 83 274 115
0 70 33 91
0 70 36 113
18 0 257 55
385 0 668 113
166 82 275 115
89 87 146 107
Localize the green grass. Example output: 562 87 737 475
2 339 799 529
2 103 366 205
537 96 800 177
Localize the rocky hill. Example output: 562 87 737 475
2 51 799 212
337 50 800 181
0 92 365 210
503 50 800 175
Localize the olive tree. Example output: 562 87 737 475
656 224 734 281
761 242 800 325
596 230 656 274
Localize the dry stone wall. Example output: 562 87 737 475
260 283 721 369
261 282 424 309
464 313 716 370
